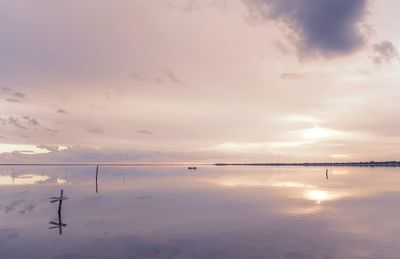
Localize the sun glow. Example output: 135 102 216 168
302 127 336 140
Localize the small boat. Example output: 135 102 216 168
188 166 197 170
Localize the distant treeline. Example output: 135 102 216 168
215 161 400 167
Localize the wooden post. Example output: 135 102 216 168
95 165 99 193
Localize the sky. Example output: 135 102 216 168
0 0 399 163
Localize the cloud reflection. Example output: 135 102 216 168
0 174 50 186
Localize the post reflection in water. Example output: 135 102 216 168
49 213 67 235
49 189 68 235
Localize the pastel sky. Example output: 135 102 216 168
1 0 399 163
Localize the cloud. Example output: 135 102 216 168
5 98 21 103
0 116 59 135
0 117 29 130
129 67 183 85
245 0 368 57
164 67 183 85
22 116 40 127
371 40 399 65
136 129 154 135
1 87 27 103
86 127 104 134
280 72 308 80
36 145 60 152
13 92 26 99
56 108 68 114
89 104 107 111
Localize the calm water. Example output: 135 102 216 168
1 166 400 259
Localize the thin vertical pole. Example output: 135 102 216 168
95 165 99 193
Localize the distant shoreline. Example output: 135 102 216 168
0 161 399 167
215 161 400 167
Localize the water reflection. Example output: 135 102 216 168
0 174 50 185
57 178 67 184
0 166 400 258
49 212 67 235
303 189 346 204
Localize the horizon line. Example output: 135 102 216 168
0 160 400 167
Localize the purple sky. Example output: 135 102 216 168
1 0 399 163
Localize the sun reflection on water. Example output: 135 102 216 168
304 189 345 204
305 190 329 204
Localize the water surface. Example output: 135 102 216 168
1 166 400 259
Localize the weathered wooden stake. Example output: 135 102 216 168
95 165 99 193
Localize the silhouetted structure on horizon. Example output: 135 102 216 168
215 161 400 167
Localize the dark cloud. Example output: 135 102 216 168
44 127 60 134
245 0 368 57
1 87 27 103
0 116 59 135
0 86 11 92
164 67 183 85
22 116 40 127
371 40 399 65
129 67 183 85
1 116 29 130
129 70 148 81
5 98 20 103
86 127 104 134
56 108 68 114
136 129 154 135
13 92 26 99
